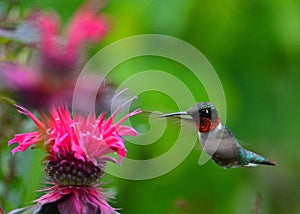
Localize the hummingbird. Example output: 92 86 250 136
161 102 276 168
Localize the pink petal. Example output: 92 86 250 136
67 10 108 55
15 104 46 130
9 132 43 155
36 12 59 53
117 125 138 136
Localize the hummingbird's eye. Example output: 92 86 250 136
199 108 211 118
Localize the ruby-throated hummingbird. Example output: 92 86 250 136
161 102 276 168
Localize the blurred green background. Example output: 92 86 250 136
1 0 300 213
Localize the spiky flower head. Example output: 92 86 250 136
8 97 141 214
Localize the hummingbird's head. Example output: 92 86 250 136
161 102 221 133
187 102 220 133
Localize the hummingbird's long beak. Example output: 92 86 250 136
160 111 189 118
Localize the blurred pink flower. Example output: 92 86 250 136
37 5 108 74
0 0 109 109
8 99 141 213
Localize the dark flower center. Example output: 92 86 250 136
45 153 103 186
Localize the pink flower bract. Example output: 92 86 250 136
37 185 117 214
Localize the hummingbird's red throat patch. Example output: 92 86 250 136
199 117 220 133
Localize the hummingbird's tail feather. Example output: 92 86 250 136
253 158 276 166
241 149 276 167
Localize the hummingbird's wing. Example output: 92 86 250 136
142 110 196 129
140 110 198 146
130 110 197 148
201 125 240 153
199 125 242 167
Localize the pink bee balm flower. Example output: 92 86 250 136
8 98 141 214
0 0 109 109
36 5 108 74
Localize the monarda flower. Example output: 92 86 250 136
0 0 108 109
8 99 141 214
36 1 108 76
